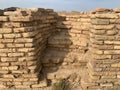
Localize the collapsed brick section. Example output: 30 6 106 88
41 12 91 86
0 8 57 89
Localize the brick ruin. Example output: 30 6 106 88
0 8 120 90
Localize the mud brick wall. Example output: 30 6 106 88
43 12 91 69
0 7 120 90
81 8 120 90
0 8 56 89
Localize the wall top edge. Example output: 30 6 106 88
0 7 120 17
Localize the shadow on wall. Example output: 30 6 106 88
38 11 90 87
40 13 73 86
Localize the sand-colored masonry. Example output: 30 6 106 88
0 8 119 90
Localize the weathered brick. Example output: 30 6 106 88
0 63 9 66
8 53 24 57
13 27 33 33
0 48 15 53
25 43 34 47
8 66 18 70
91 19 109 25
1 57 17 62
0 16 9 21
3 74 14 78
0 53 7 56
4 34 21 38
91 29 105 35
104 50 120 54
114 46 120 49
9 16 33 22
3 22 21 28
7 44 24 48
93 14 118 19
0 39 14 43
0 28 12 33
0 44 4 48
15 85 30 88
17 48 35 52
15 38 33 43
93 25 115 30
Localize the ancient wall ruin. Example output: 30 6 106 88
0 8 119 90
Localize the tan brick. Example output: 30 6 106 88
11 62 26 66
91 19 109 25
0 16 8 21
25 43 34 47
91 29 105 35
9 16 33 22
1 67 8 70
0 70 9 74
15 38 33 43
7 44 24 48
101 75 116 79
4 33 21 38
114 46 120 49
22 32 35 37
12 70 27 74
106 30 118 35
17 48 35 52
117 75 120 78
92 44 114 50
95 35 115 41
0 39 14 43
93 14 118 19
93 55 112 59
13 82 22 85
31 83 47 88
0 84 6 88
111 63 118 67
13 28 25 33
114 41 120 45
15 85 30 88
100 83 113 86
27 52 35 56
104 41 114 44
3 74 14 78
29 78 38 81
22 81 35 85
0 34 2 38
116 25 120 29
0 63 9 66
90 48 103 54
104 50 120 54
28 66 36 70
3 22 21 28
0 78 12 81
8 53 24 57
113 55 120 59
14 78 28 82
0 28 12 33
1 57 17 62
8 66 18 70
18 56 36 61
22 74 38 78
27 61 36 66
90 38 103 45
0 44 4 48
0 53 7 56
0 48 15 53
93 25 115 30
13 27 33 33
